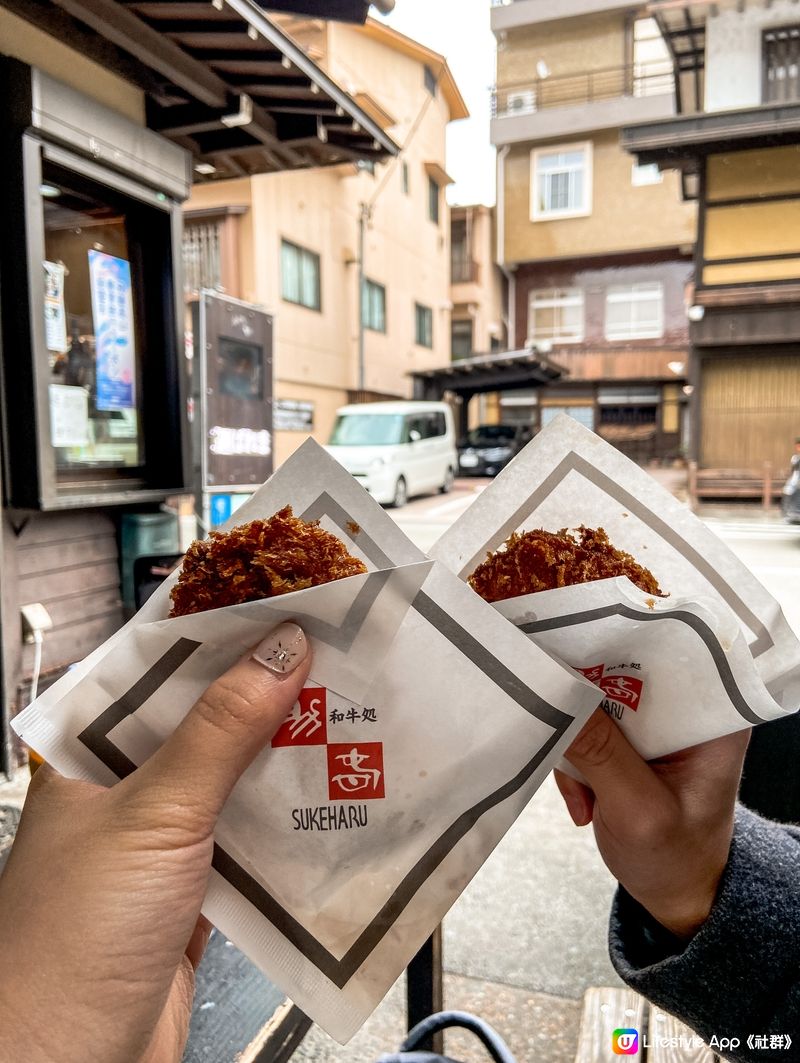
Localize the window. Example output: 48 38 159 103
763 26 800 104
528 288 584 344
401 161 409 195
451 218 474 282
362 278 386 333
531 143 591 220
410 411 447 439
424 64 438 97
605 283 664 340
183 220 222 292
428 176 440 225
631 162 663 187
540 405 594 431
451 318 473 359
42 165 144 473
415 302 433 348
280 239 321 310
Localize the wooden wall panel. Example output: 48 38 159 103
700 354 800 471
9 511 124 697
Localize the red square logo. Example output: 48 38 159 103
578 663 605 685
272 687 328 747
599 675 643 711
327 742 385 800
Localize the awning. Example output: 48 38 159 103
412 348 564 400
260 1 395 20
2 0 399 177
424 161 455 186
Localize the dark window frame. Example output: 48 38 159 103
415 302 433 348
424 64 438 97
762 25 800 104
362 277 387 333
451 317 473 359
280 238 322 312
428 175 440 225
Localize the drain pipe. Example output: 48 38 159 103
496 145 515 347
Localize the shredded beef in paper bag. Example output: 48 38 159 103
12 438 601 1042
433 414 800 764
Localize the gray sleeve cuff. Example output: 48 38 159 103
609 806 800 1058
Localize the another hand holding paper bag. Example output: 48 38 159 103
0 626 311 1063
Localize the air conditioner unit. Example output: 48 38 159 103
504 89 536 116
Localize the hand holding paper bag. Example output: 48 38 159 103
556 708 750 941
12 439 601 1042
0 627 311 1063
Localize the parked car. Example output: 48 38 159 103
782 466 800 523
457 424 534 477
325 401 458 508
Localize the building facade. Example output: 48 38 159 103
0 0 394 774
623 0 800 490
491 0 697 462
184 18 468 466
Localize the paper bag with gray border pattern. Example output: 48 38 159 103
432 414 800 766
12 437 601 1042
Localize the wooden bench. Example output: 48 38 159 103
689 463 785 507
574 986 720 1062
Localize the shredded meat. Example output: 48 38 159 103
468 526 663 604
169 505 367 617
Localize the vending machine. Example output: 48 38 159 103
190 291 274 530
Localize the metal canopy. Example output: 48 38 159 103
646 0 710 112
412 349 564 401
3 0 398 177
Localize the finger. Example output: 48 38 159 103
554 769 595 826
127 622 311 823
655 726 751 803
564 708 666 820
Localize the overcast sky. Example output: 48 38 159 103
376 0 497 207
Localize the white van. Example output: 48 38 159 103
325 401 458 508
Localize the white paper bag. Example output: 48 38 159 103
13 438 601 1042
432 415 800 762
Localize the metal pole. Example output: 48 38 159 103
357 202 370 395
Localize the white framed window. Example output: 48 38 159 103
605 283 664 340
527 288 584 344
631 162 663 187
530 142 592 221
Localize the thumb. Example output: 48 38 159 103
125 622 311 825
564 708 665 821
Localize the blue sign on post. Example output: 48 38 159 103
210 494 233 527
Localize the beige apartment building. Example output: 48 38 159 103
491 0 697 462
184 18 467 466
450 204 507 359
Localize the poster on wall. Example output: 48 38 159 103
48 384 90 448
274 398 314 432
88 249 137 411
43 260 68 354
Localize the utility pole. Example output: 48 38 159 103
357 201 371 394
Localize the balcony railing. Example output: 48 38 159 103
451 258 480 284
491 61 674 118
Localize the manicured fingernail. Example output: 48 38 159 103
252 623 307 675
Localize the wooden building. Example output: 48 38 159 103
623 0 800 494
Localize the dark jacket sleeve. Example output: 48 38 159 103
609 805 800 1062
